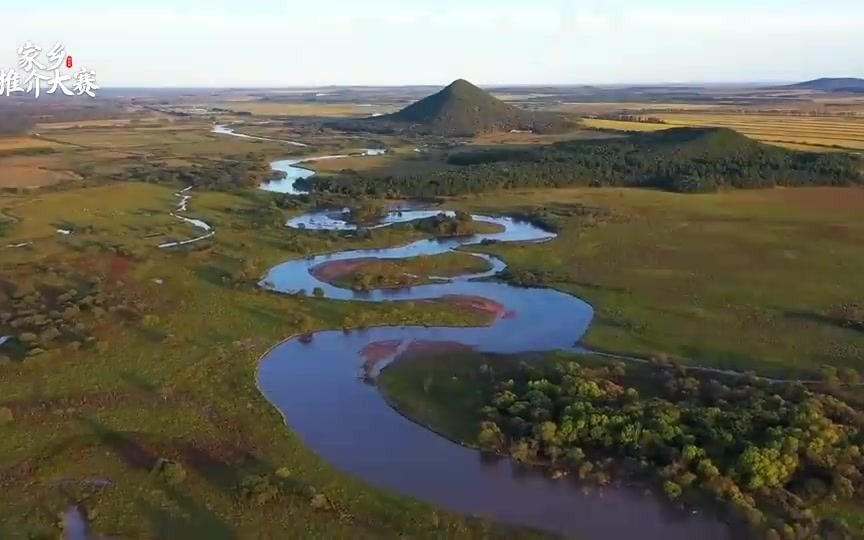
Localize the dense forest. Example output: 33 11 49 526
476 358 864 539
305 128 863 197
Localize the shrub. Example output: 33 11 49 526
310 493 332 511
152 458 186 485
663 480 683 500
239 474 279 505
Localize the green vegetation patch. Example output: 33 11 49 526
456 187 864 377
0 182 529 539
308 128 863 198
379 350 864 538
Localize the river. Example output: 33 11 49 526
213 123 730 538
256 211 730 539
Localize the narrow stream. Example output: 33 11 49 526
211 124 384 194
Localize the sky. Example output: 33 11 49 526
1 0 862 87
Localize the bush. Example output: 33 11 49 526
152 458 186 485
239 474 280 505
312 287 325 298
663 480 683 500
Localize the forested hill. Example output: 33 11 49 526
362 79 573 136
305 128 863 197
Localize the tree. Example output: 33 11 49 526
663 480 683 500
152 458 186 485
736 446 797 489
477 422 504 451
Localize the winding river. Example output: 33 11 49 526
213 124 731 539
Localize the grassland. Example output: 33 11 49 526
377 349 521 443
453 187 864 377
0 119 348 190
4 92 864 538
582 113 864 152
580 118 671 132
0 154 82 188
0 181 537 539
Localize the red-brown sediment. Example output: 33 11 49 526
360 340 404 365
436 295 507 319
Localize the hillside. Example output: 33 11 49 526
308 127 864 196
782 77 864 92
367 79 572 136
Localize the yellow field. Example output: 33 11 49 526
553 102 717 114
580 118 671 132
306 154 393 172
0 155 81 188
0 136 65 151
582 113 864 151
43 128 212 148
213 101 397 117
0 120 309 188
658 113 864 151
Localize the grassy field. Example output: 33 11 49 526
582 113 864 152
580 118 671 132
0 181 539 539
0 120 334 189
453 187 864 377
0 156 82 188
377 350 527 443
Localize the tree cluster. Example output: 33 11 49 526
306 128 863 197
410 211 476 237
121 155 284 191
477 360 864 538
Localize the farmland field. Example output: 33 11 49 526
583 113 864 151
212 101 398 117
0 137 66 152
